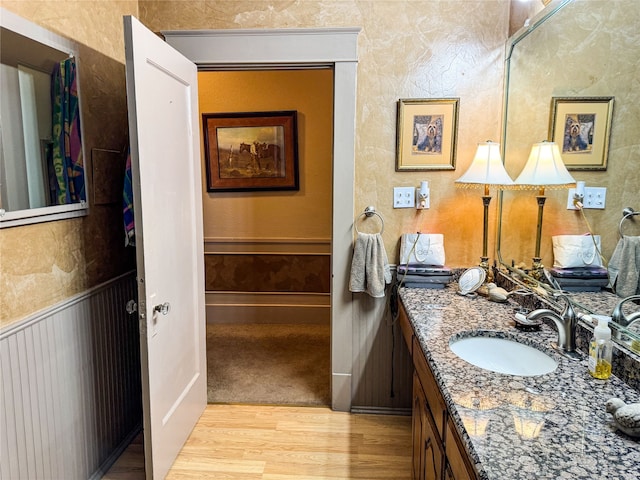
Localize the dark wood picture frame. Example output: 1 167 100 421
203 110 299 192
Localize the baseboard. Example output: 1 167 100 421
206 291 330 324
207 304 330 324
350 406 412 416
89 424 143 480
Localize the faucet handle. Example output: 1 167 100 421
612 294 640 327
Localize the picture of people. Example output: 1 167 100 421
412 114 443 154
216 126 285 179
562 113 595 154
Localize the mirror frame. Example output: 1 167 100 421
0 8 88 228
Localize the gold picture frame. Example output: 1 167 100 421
395 98 459 171
548 96 614 171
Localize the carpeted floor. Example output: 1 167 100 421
206 323 331 406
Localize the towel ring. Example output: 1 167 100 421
354 206 384 235
619 207 640 237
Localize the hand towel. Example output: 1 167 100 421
608 236 640 297
349 232 392 298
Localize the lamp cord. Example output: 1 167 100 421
387 232 423 399
575 204 613 288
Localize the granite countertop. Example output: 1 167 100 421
400 285 640 480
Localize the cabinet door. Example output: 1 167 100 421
413 373 444 480
413 337 447 437
412 373 426 480
443 464 455 480
445 419 476 480
399 302 414 354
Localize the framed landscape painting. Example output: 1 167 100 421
203 110 299 191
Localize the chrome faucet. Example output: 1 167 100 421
526 295 577 353
611 295 640 327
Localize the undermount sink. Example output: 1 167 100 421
449 334 558 376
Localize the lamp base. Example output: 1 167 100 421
530 257 544 280
479 256 493 282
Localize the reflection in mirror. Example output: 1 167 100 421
497 0 640 346
0 8 87 228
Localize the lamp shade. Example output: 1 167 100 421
514 141 576 188
455 141 515 188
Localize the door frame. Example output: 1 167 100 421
163 27 360 412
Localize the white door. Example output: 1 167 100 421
123 15 206 480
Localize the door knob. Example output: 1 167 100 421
126 299 138 314
153 302 171 315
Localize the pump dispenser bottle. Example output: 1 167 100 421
588 316 612 379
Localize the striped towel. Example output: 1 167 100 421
122 150 135 246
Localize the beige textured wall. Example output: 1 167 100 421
501 0 640 269
198 69 333 239
140 0 511 267
1 0 513 327
0 1 138 327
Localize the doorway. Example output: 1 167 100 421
164 27 360 411
199 68 333 405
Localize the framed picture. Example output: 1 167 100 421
202 110 299 191
396 98 459 171
548 96 614 171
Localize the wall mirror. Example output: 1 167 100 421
497 0 640 347
0 8 87 228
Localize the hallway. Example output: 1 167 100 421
207 323 331 406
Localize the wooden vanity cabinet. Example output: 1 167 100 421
413 372 445 480
400 303 478 480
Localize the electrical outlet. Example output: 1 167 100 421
393 187 415 208
583 187 607 209
416 187 430 209
566 187 581 210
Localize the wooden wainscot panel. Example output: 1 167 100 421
205 253 330 293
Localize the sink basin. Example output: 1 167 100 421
449 334 558 376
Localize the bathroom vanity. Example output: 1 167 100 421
399 285 640 480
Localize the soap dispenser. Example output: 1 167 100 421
588 316 612 380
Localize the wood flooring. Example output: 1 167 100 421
103 404 412 480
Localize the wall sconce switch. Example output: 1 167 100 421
393 187 415 208
582 187 606 209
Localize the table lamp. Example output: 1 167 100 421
456 141 515 274
514 141 576 278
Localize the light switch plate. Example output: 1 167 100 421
583 187 607 209
393 187 415 208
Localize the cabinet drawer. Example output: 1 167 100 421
399 303 414 354
412 336 447 437
446 418 477 480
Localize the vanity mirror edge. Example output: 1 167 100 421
0 7 89 229
496 0 640 348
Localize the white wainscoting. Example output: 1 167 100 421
351 283 413 413
0 271 140 480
